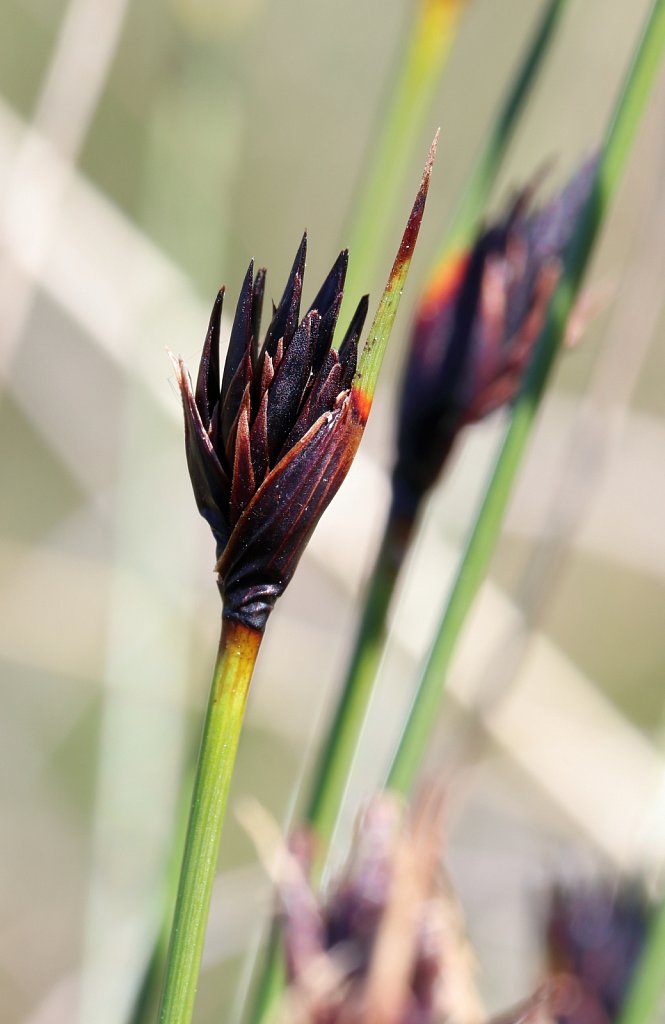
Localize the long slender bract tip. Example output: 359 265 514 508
422 129 440 190
392 130 439 281
166 347 183 379
354 135 440 407
429 128 440 167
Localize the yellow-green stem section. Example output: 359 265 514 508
341 0 464 321
159 619 261 1024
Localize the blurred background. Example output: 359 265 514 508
2 1 665 1021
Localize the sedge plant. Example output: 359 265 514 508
132 0 463 1012
248 156 597 1024
157 139 437 1024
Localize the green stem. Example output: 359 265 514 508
616 899 665 1024
443 0 568 256
245 930 284 1024
387 0 665 795
294 0 571 861
130 927 169 1024
341 0 465 320
158 618 262 1024
307 512 415 846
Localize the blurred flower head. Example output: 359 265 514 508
270 791 563 1024
275 791 486 1024
392 158 597 519
172 235 369 631
546 879 651 1023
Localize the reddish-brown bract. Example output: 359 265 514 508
215 386 367 631
172 237 368 631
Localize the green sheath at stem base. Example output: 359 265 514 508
159 618 262 1024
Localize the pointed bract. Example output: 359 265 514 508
338 294 368 381
195 288 223 424
250 266 267 364
308 249 348 370
222 263 254 401
262 232 307 358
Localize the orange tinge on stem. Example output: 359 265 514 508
215 619 262 702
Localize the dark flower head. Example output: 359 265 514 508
172 236 366 631
172 141 436 632
545 880 651 1023
392 158 597 520
275 791 483 1024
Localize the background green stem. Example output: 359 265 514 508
309 0 570 850
387 0 665 796
307 511 415 846
340 0 465 320
616 898 665 1024
442 0 568 256
159 618 262 1024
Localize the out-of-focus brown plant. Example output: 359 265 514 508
392 158 597 523
545 881 651 1024
272 790 482 1024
